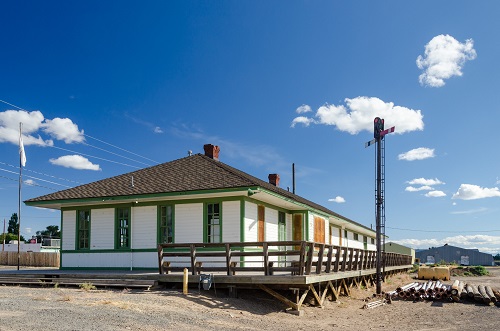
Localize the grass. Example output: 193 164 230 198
79 282 97 291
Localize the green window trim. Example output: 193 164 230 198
76 209 91 250
115 207 131 249
204 202 222 243
278 211 286 241
158 204 175 244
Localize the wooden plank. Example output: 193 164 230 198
257 284 298 310
325 246 333 273
316 244 324 274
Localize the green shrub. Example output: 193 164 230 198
79 282 96 291
470 265 488 276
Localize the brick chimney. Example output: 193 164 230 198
203 144 220 160
268 173 280 187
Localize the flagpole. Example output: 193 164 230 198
17 122 23 270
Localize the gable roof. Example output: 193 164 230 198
25 153 371 231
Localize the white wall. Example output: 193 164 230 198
90 208 114 250
62 210 76 251
131 206 157 249
175 203 203 243
265 207 278 241
330 225 340 246
244 201 258 242
222 201 240 242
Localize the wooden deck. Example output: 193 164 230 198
0 241 413 313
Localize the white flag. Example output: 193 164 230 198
19 132 26 167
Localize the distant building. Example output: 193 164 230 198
384 242 415 264
415 244 493 266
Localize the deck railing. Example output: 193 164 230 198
157 241 412 276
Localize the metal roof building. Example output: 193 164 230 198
415 244 493 266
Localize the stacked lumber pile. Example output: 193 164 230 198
386 280 500 306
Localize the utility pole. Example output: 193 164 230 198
365 117 395 294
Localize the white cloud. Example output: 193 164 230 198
395 235 500 255
42 118 85 143
425 190 446 198
49 155 101 171
398 147 435 161
416 34 477 87
452 184 500 200
291 96 424 134
24 179 36 186
450 207 488 215
405 185 433 192
290 116 316 128
0 110 83 146
154 126 163 134
328 196 346 203
295 104 312 114
408 178 444 186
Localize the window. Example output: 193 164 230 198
206 203 221 243
116 207 130 249
77 209 90 250
278 211 286 241
258 205 265 242
344 229 348 239
353 233 359 241
371 238 375 245
159 205 174 244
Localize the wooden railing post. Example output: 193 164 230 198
305 242 314 275
333 246 340 272
325 245 333 273
299 241 306 276
263 242 269 275
316 244 325 274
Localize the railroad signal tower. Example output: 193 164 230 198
365 117 395 294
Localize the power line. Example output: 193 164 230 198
1 98 159 167
82 142 152 167
84 133 159 164
0 174 59 191
387 226 500 234
49 145 143 169
0 161 83 185
0 167 72 188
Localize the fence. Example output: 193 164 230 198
0 251 60 267
158 241 412 276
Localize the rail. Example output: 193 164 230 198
157 241 412 276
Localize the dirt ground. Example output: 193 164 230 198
1 267 500 331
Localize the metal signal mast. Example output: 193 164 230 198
365 117 395 294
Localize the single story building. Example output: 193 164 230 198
25 144 377 270
415 244 493 266
384 242 415 264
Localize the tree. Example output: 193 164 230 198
35 225 61 243
0 232 25 244
7 213 18 235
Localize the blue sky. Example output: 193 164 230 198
1 1 499 254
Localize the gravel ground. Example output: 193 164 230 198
1 267 500 331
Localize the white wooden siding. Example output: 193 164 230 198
308 213 314 241
175 203 203 243
330 224 340 246
265 208 278 241
132 206 157 249
62 252 156 269
62 210 76 251
244 201 258 242
90 208 114 250
222 201 240 242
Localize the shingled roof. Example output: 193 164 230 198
25 152 368 229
